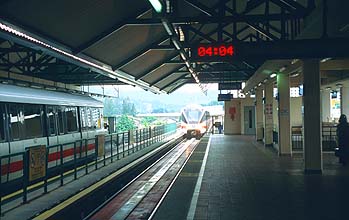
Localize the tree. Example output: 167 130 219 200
122 97 137 116
117 114 136 132
141 116 157 127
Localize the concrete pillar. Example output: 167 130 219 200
277 73 292 155
264 81 273 146
302 60 322 174
340 87 349 117
321 90 331 122
255 87 263 141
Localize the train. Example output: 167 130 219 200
0 84 105 183
180 104 211 139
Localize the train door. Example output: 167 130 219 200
244 106 256 135
47 106 59 147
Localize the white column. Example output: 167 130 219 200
340 87 349 117
321 90 331 122
255 87 263 141
277 72 292 155
302 60 322 174
264 81 273 146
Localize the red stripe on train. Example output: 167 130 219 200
1 144 95 175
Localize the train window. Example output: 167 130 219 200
23 104 43 138
180 113 188 123
91 108 100 129
0 104 6 141
47 106 56 136
86 107 92 129
66 107 78 132
9 104 21 140
58 107 65 134
80 107 87 130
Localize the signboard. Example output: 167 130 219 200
218 93 233 101
218 82 242 90
28 145 46 182
97 135 105 157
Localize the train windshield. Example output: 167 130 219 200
184 109 202 123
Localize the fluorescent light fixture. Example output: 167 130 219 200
279 66 286 72
336 83 343 88
290 71 299 78
148 0 162 13
321 58 331 63
161 20 173 35
180 52 187 60
325 86 331 90
291 59 299 65
173 40 181 50
270 73 277 78
258 83 262 87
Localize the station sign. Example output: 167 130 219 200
218 93 233 101
218 82 242 90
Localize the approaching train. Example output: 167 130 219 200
0 84 105 183
180 104 211 139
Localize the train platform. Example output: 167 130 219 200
153 134 349 220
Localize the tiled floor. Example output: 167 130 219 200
193 135 349 220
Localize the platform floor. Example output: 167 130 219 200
155 134 349 220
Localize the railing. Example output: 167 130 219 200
0 123 178 215
291 124 337 152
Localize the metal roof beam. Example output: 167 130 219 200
166 80 188 93
160 74 188 91
73 8 151 54
184 0 217 16
128 13 304 25
112 35 169 70
135 53 179 80
149 65 186 86
187 26 217 42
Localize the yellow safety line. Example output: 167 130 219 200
33 140 175 220
1 158 101 202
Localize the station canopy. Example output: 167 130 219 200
1 1 348 94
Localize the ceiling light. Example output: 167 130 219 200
270 73 277 78
291 59 299 65
279 66 286 72
148 0 163 13
320 58 332 63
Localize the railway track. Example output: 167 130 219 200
32 136 201 220
86 139 200 220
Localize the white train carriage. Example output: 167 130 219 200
180 104 211 139
0 84 105 182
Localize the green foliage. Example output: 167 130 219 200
103 97 137 117
117 114 136 132
122 97 137 116
141 116 157 127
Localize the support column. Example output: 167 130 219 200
321 90 331 122
277 72 291 155
264 81 273 146
302 60 322 174
340 86 349 116
255 87 263 141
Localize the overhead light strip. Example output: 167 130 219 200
0 22 162 94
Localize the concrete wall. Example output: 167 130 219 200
290 97 303 126
224 96 303 135
224 98 255 135
224 99 242 134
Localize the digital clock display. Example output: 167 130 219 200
197 45 234 57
